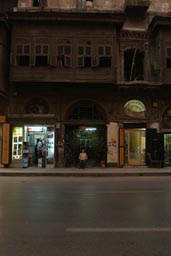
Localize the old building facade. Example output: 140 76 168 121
0 0 171 169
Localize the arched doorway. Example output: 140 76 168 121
120 99 146 166
64 101 107 167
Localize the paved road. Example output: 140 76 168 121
0 176 171 256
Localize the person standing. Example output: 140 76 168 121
79 148 88 169
35 138 42 166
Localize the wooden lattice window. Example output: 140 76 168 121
77 44 92 67
97 46 112 67
16 45 30 66
57 43 72 67
35 45 49 66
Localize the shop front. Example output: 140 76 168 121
12 125 55 167
124 128 146 166
119 124 146 167
164 134 171 166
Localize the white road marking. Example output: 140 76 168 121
66 227 171 233
100 190 161 194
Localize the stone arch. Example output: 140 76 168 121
65 100 106 122
25 97 49 114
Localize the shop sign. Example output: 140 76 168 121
28 127 43 132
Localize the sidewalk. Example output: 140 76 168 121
0 166 171 176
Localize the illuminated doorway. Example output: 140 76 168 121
65 100 107 167
124 129 146 165
65 125 107 167
164 134 171 166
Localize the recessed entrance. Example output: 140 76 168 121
124 129 146 165
65 125 107 167
65 100 107 167
12 125 54 167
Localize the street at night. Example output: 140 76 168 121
0 176 171 255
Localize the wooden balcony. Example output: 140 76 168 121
9 65 115 84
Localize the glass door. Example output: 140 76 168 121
125 129 146 165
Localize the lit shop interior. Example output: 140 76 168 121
164 134 171 166
12 125 54 166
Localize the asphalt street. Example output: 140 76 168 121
0 176 171 256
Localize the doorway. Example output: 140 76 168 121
65 125 107 167
24 125 55 166
124 129 146 165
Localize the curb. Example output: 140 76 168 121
0 172 171 177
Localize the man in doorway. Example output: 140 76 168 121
79 148 88 169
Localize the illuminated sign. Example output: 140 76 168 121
28 127 43 132
85 128 97 131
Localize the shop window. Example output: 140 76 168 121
35 45 49 66
57 43 72 67
16 44 30 66
33 0 47 7
12 127 23 160
124 48 144 81
78 44 92 67
97 46 112 67
166 48 171 69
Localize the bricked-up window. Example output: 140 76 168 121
78 45 92 67
98 46 112 67
166 48 171 68
33 0 47 7
35 45 49 66
57 43 71 67
16 45 30 66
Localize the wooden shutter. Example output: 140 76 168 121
78 56 84 67
50 56 57 66
2 123 10 165
10 53 16 66
92 56 99 67
64 56 71 67
30 55 35 66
